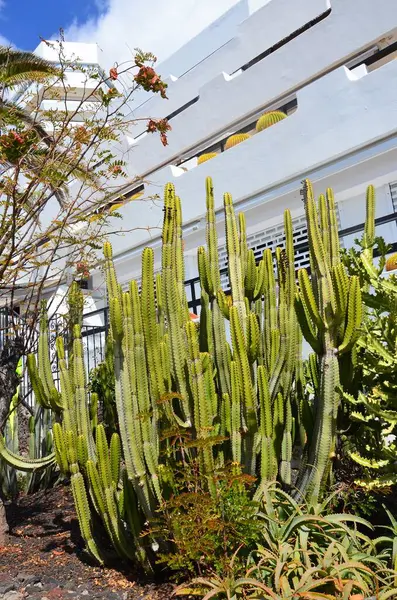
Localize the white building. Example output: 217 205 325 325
24 0 397 319
87 0 397 306
12 41 112 126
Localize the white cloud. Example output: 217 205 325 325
65 0 243 69
0 33 10 47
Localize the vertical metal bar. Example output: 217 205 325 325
93 329 97 369
86 327 91 376
190 280 196 310
104 306 109 337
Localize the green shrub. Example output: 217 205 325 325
153 463 261 578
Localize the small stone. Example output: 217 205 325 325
64 583 76 591
0 583 14 595
3 592 24 600
46 587 67 599
40 585 56 592
34 582 43 589
25 583 41 594
17 573 40 585
42 577 61 587
81 592 89 596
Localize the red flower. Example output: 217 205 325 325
146 118 171 146
11 131 24 144
0 129 37 161
76 262 90 278
146 119 158 133
109 67 118 81
135 66 168 99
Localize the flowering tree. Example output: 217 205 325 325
0 41 170 317
0 39 170 485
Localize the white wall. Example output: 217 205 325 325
106 58 397 260
128 0 330 142
30 0 397 307
34 41 101 65
127 0 394 159
93 142 397 294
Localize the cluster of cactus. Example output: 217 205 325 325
0 307 59 497
197 177 301 488
256 110 287 132
197 111 287 168
224 133 251 150
294 181 362 503
198 152 218 165
0 177 364 564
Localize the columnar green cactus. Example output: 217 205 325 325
198 178 231 397
225 193 247 329
160 184 191 427
294 180 362 503
26 304 62 412
73 325 96 461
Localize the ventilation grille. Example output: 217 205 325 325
390 181 397 212
122 268 161 294
218 209 342 290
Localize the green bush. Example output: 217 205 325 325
153 462 261 578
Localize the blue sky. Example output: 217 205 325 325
0 0 103 49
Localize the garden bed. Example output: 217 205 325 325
0 485 174 600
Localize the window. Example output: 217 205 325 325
390 180 397 214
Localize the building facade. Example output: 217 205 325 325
23 0 397 324
86 0 397 308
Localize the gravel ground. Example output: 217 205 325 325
0 485 175 600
